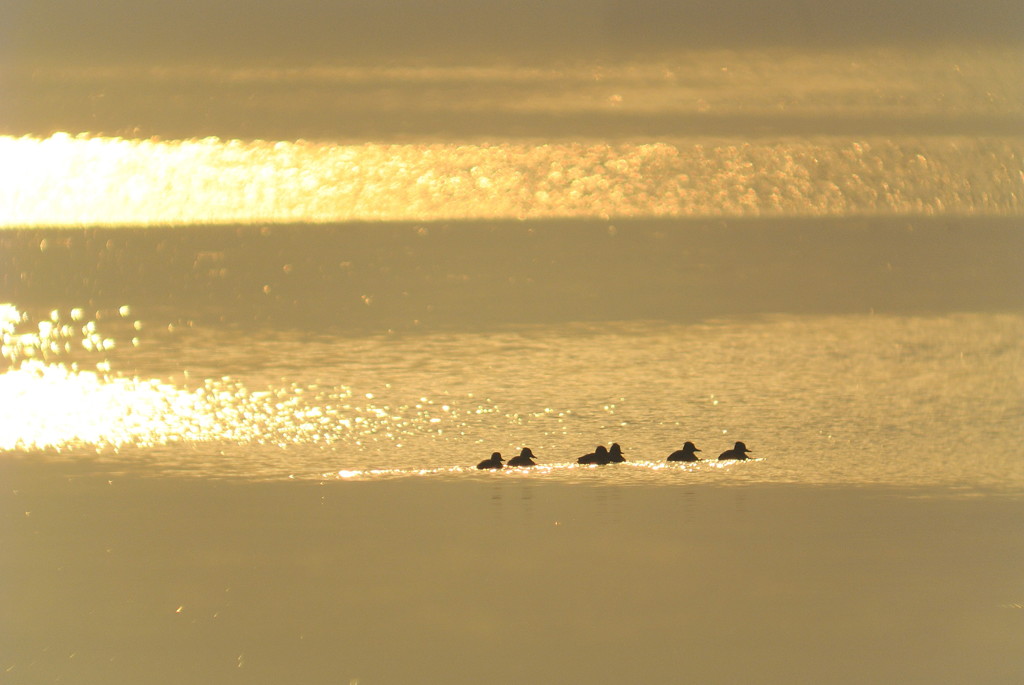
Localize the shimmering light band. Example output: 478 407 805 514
1 134 1021 227
3 302 1023 489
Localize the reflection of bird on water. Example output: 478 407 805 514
476 452 505 469
718 441 752 460
606 443 626 463
578 445 610 465
507 447 539 467
667 441 701 462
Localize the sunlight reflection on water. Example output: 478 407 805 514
2 303 1021 491
1 134 1021 227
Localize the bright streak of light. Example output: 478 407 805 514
1 134 1020 227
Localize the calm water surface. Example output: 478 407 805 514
3 298 1021 490
2 46 1021 493
3 17 1024 685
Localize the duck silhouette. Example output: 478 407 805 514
667 441 701 462
717 441 752 460
507 447 539 467
606 443 626 463
577 445 610 465
476 452 505 469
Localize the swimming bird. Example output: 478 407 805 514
606 443 626 463
476 452 505 469
718 441 752 460
507 447 539 467
577 445 610 465
667 441 701 462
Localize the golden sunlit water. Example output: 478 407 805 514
3 22 1024 685
7 47 1022 140
3 47 1022 227
2 134 1021 226
3 302 1021 489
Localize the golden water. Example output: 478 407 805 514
2 134 1021 226
3 302 1021 490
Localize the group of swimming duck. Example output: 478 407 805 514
475 441 753 469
